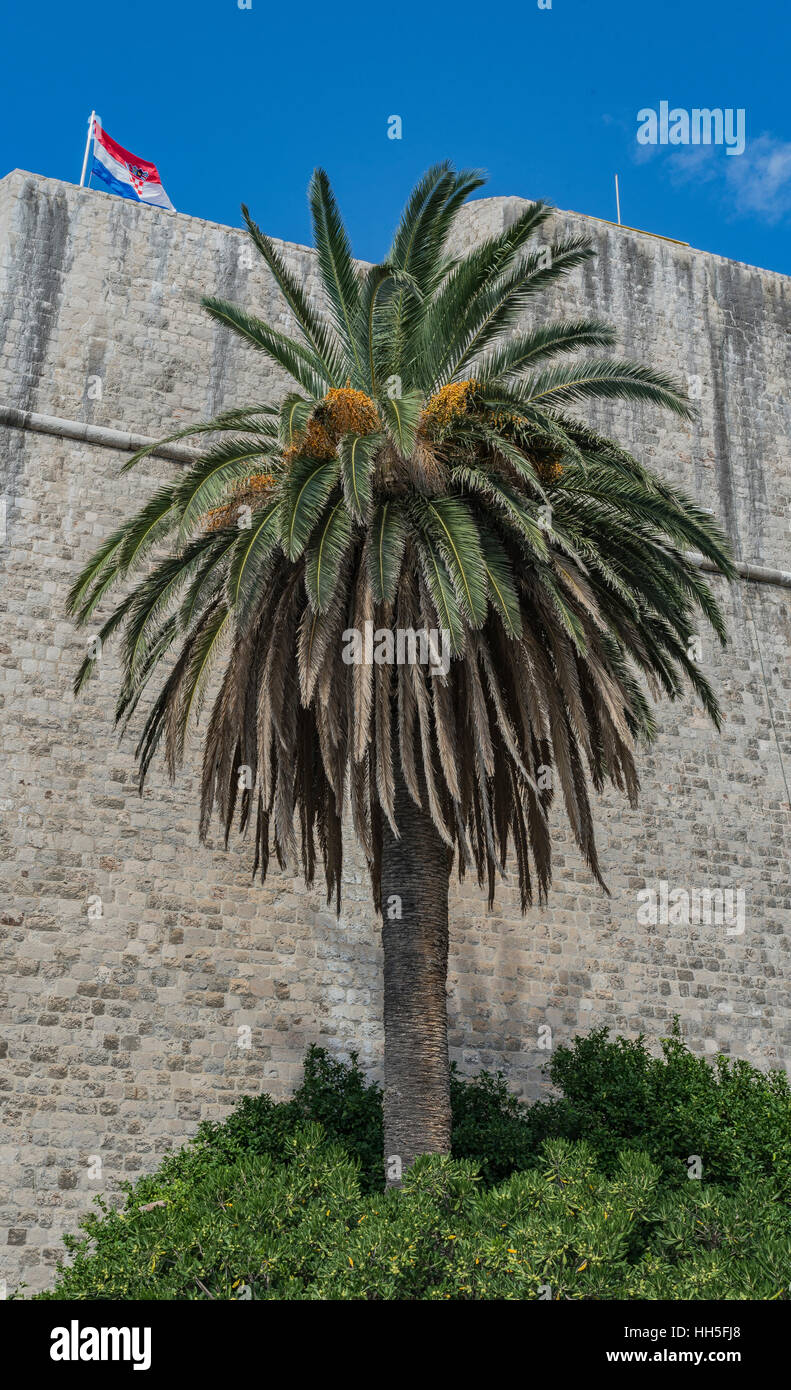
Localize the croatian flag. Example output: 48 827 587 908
90 119 175 210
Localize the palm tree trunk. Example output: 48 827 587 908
380 763 452 1182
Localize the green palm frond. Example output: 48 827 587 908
180 530 239 631
413 532 466 656
170 603 232 768
241 203 345 383
305 500 353 612
120 535 218 687
452 467 549 562
385 166 485 370
355 264 422 392
412 495 488 627
174 436 276 536
420 235 595 388
202 297 329 396
517 359 694 417
478 319 618 382
369 500 408 604
379 388 424 457
478 521 522 638
118 404 278 474
282 455 339 559
227 500 282 623
115 613 181 732
68 484 179 624
279 393 316 447
73 594 136 695
340 431 381 522
309 168 365 383
67 527 129 621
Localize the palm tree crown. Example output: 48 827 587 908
69 163 734 913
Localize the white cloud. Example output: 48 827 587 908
630 128 791 225
724 133 791 224
665 144 720 186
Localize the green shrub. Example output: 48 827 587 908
449 1064 541 1184
131 1047 384 1201
291 1047 384 1192
531 1025 791 1196
36 1131 790 1301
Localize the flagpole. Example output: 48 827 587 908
79 111 96 188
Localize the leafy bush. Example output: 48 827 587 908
130 1047 384 1199
290 1047 384 1191
449 1065 540 1184
530 1026 791 1196
36 1131 790 1301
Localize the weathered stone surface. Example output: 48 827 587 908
0 171 789 1293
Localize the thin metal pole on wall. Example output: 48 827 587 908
79 111 96 188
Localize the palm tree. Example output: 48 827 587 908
69 164 733 1174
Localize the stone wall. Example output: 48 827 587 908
1 170 789 1293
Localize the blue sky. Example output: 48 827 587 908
3 0 789 274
